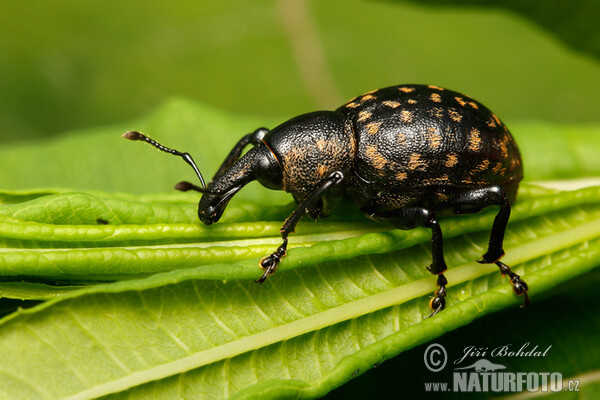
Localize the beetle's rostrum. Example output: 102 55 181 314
123 84 527 317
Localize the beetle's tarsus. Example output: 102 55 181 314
425 274 447 319
256 253 281 284
426 298 445 319
256 241 287 283
495 261 529 307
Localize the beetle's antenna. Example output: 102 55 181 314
122 131 206 188
174 181 221 195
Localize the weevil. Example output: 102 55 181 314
123 84 528 317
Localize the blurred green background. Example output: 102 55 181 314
1 0 600 144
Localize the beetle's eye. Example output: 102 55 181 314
257 154 283 190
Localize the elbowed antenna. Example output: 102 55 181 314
173 180 220 195
122 131 207 188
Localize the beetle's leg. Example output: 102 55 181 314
213 128 269 180
256 171 345 283
448 186 529 307
380 208 448 318
174 128 269 193
478 187 529 307
496 261 529 307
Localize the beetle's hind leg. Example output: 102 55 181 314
256 171 345 284
450 186 529 307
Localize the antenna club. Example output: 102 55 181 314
122 131 146 141
174 181 193 192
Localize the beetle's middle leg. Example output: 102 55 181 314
378 207 448 317
448 186 529 306
256 171 345 283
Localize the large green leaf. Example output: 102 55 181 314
0 185 598 282
327 268 600 398
0 184 599 399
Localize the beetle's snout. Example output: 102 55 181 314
198 186 241 225
198 205 221 225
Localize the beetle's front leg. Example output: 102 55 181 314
256 171 345 283
213 128 269 180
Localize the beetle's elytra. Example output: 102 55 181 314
123 84 528 317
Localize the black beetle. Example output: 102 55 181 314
123 84 528 317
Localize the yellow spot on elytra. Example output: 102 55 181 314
366 122 382 135
399 87 415 93
461 178 474 185
430 93 442 103
492 162 505 175
499 141 508 158
431 107 444 119
448 108 462 122
357 110 371 122
407 99 417 104
360 94 376 102
382 100 401 108
475 159 490 171
365 144 387 169
445 153 459 167
492 113 501 126
423 174 449 185
428 85 444 90
427 127 442 149
396 172 407 181
346 102 360 108
408 153 427 171
436 192 449 202
455 97 467 106
487 118 497 128
468 101 479 110
400 110 413 123
468 128 481 151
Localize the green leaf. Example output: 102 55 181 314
0 183 599 398
329 268 600 398
0 185 598 282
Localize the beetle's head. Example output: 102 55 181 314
197 145 282 225
122 130 283 226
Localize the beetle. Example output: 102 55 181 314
123 84 528 317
